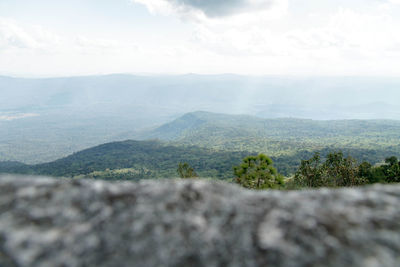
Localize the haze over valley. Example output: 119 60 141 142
1 74 400 164
0 0 399 187
1 1 400 265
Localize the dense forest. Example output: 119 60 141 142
139 112 400 159
0 141 252 179
1 139 399 186
1 111 400 185
2 74 400 165
232 151 400 190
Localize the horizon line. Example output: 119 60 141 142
2 72 400 79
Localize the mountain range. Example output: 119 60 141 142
1 111 399 179
1 74 400 164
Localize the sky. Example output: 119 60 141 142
1 0 400 77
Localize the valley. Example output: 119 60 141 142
1 111 399 180
1 75 400 182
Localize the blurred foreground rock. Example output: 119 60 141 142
0 175 399 267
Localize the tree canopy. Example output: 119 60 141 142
177 162 198 178
234 154 284 190
293 151 400 188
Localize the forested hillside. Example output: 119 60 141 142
139 111 400 160
2 75 400 164
0 141 253 179
2 111 400 179
1 139 398 179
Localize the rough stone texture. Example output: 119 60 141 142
0 175 399 267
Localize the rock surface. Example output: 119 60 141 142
0 175 399 267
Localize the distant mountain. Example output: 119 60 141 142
143 110 400 140
2 74 400 164
138 111 400 160
144 111 265 141
0 161 29 173
2 74 400 119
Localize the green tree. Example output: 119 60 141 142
382 156 400 183
177 162 198 178
295 151 366 188
358 161 376 183
234 154 284 190
294 152 326 187
323 151 365 186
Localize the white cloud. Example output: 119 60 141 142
0 18 123 55
185 5 400 76
0 17 141 76
132 0 288 23
288 8 400 56
0 18 44 49
2 0 400 77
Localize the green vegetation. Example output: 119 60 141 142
357 156 400 184
234 154 284 189
287 152 400 189
2 111 400 175
146 112 400 164
177 162 198 178
1 112 400 189
293 152 365 188
0 139 399 190
0 140 252 180
131 112 400 177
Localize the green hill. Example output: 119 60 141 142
2 112 399 180
1 139 397 179
0 140 253 180
141 111 400 159
2 75 400 164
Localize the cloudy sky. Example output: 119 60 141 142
1 0 400 77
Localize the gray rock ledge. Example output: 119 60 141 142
0 175 399 267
